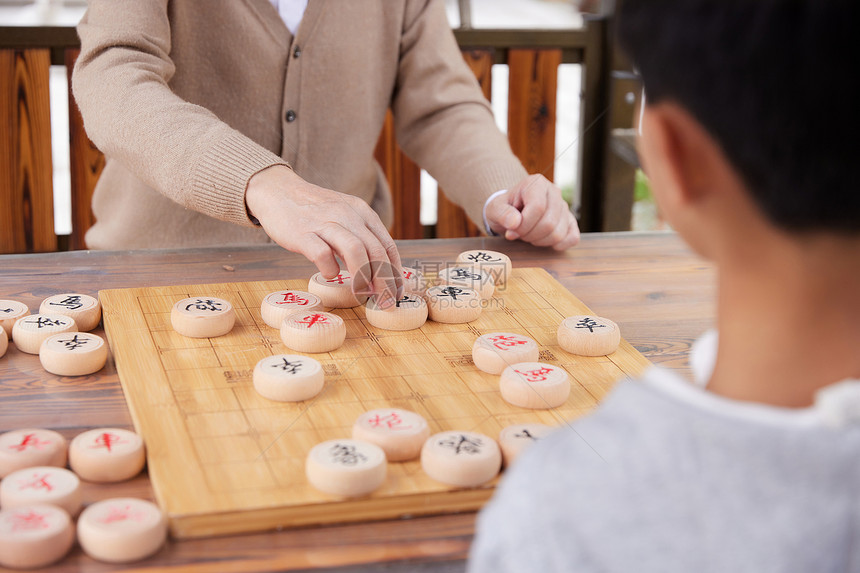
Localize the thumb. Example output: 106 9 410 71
485 193 523 234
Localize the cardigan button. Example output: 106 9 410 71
286 110 297 123
293 46 302 58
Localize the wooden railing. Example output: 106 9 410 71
0 22 610 253
1 26 92 253
378 25 611 240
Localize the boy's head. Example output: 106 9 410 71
618 0 859 236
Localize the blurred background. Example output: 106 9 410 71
0 0 660 252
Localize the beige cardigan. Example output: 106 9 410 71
73 0 528 249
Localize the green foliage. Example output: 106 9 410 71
633 169 652 202
561 184 574 206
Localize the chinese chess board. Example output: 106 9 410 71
98 268 650 538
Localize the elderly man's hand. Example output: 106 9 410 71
246 165 403 307
484 174 580 250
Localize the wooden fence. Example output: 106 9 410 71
0 22 611 254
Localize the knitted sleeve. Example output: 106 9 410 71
72 0 288 227
391 0 528 229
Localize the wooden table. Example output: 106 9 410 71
0 232 715 572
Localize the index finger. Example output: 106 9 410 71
336 198 404 302
363 220 404 296
352 226 401 308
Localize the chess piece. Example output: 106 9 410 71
365 294 428 331
472 332 539 374
401 266 427 294
308 271 368 308
352 408 430 461
11 314 77 355
39 332 108 376
425 285 482 324
68 428 146 483
306 439 387 497
498 423 554 467
0 300 29 338
456 250 512 285
76 498 167 563
0 327 6 359
253 354 324 402
499 362 570 409
437 266 495 300
39 293 102 332
0 466 82 517
557 315 621 356
280 311 346 353
0 504 75 569
170 296 235 338
420 431 501 488
0 429 68 477
260 290 323 328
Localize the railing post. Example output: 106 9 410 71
602 71 640 231
457 0 472 30
577 15 610 232
0 48 56 254
374 112 423 240
507 49 561 181
436 49 493 239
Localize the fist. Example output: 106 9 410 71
485 174 580 250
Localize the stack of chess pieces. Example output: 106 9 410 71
168 250 622 499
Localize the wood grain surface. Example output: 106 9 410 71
0 233 716 572
373 111 423 241
0 48 56 254
507 49 561 180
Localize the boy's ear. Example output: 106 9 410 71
639 102 717 209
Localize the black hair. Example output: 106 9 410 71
618 0 859 233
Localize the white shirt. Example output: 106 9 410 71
471 331 860 573
269 0 307 35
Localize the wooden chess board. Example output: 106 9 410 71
98 268 650 539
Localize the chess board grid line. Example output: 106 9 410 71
151 290 282 495
144 291 255 498
249 317 430 469
101 288 213 518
